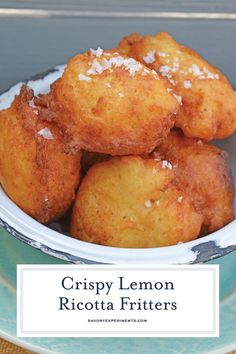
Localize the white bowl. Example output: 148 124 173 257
0 66 235 264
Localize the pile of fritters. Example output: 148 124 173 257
0 32 235 248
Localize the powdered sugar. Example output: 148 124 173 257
84 52 157 79
78 73 91 81
173 93 182 105
159 65 171 77
87 59 104 75
150 51 219 86
29 99 39 115
37 127 53 140
143 50 156 64
144 200 152 208
29 99 36 109
157 51 167 57
162 160 172 170
188 64 219 80
183 80 192 89
90 47 103 57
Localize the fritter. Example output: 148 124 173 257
51 48 179 155
118 32 143 56
0 86 81 223
153 130 234 234
119 32 236 141
70 156 203 248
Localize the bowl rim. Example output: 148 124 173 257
0 186 236 264
0 66 235 265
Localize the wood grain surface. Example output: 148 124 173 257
0 337 28 353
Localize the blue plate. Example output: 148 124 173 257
1 228 236 353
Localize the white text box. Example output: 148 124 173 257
17 265 219 337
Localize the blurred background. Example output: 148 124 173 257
0 0 236 92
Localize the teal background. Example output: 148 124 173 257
1 227 236 353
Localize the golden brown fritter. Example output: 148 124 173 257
118 32 236 141
70 156 203 248
0 86 81 223
51 49 179 155
153 130 234 234
118 32 143 55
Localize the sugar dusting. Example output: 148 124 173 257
90 47 103 57
78 73 91 81
144 200 152 208
143 50 156 64
29 99 36 109
157 52 167 57
90 56 142 77
183 80 192 89
162 160 173 170
189 64 220 80
29 98 39 115
86 50 158 79
143 48 220 87
37 127 54 140
173 93 182 105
